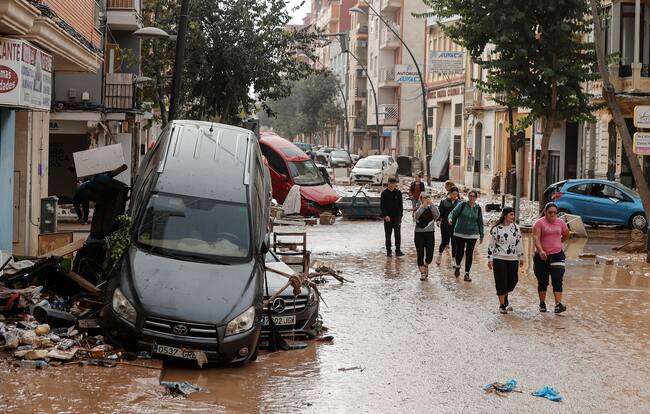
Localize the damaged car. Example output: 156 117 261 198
104 120 271 365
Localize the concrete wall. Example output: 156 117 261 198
54 72 103 105
0 109 16 251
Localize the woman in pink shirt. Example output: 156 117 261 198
533 202 570 314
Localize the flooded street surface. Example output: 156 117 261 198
2 218 650 413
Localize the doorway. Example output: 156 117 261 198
607 121 617 181
473 123 483 187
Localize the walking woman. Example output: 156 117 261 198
533 202 570 313
447 190 484 281
436 186 460 265
487 207 524 314
414 194 440 280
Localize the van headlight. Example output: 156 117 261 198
225 306 255 337
112 288 137 324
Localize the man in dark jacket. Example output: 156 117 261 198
409 174 425 212
380 177 404 257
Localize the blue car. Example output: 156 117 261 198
544 179 647 230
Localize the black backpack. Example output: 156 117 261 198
416 207 435 228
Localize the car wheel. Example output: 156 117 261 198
630 213 647 231
557 208 571 217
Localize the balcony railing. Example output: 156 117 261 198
104 73 135 110
464 87 482 108
379 104 398 125
380 26 400 49
619 64 632 78
355 88 367 98
379 67 397 86
380 0 401 12
107 0 134 9
357 25 368 34
354 117 366 130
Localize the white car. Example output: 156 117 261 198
350 155 399 185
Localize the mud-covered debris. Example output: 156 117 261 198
160 381 207 396
338 366 365 372
483 378 520 396
595 256 615 265
579 253 597 259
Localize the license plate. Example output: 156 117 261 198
262 315 296 326
153 344 199 360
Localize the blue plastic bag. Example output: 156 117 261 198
483 378 518 393
532 385 562 402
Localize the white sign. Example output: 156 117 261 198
394 64 421 84
633 132 650 155
0 37 52 111
429 51 464 74
634 105 650 129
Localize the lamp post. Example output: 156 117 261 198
350 2 430 180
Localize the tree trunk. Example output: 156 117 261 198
590 0 650 261
537 111 557 212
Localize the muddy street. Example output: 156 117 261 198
2 217 650 413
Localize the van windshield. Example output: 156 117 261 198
136 193 251 263
288 160 325 186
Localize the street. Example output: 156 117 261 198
2 217 649 413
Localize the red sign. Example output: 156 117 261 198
0 65 18 93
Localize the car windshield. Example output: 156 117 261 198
136 193 251 262
287 160 325 186
332 150 350 159
356 159 382 169
613 182 639 198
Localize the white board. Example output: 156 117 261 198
73 144 125 180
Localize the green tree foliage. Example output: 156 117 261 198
140 0 317 125
420 0 598 202
259 71 344 140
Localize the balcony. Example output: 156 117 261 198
107 0 140 31
104 73 135 110
464 87 482 109
380 26 400 50
379 67 398 88
356 68 366 78
355 88 367 99
353 116 367 131
597 63 650 96
380 0 401 12
379 104 398 125
355 39 368 52
356 25 369 35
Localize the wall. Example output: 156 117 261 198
0 109 16 251
43 0 101 48
54 72 103 105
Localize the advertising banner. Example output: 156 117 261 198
394 64 421 84
429 51 464 74
0 37 52 111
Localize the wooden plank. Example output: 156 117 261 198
65 271 101 296
38 238 85 258
38 232 74 258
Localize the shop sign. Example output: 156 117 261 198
0 37 52 111
429 51 464 74
395 64 421 84
634 105 650 129
633 132 650 155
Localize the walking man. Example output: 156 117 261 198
381 177 404 257
409 174 425 212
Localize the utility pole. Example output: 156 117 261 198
514 131 525 223
168 0 190 122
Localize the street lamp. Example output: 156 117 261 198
133 0 190 123
350 3 431 181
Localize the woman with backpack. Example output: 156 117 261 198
414 194 440 281
447 190 484 282
487 207 524 314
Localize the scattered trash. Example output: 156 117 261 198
595 256 615 265
160 381 207 396
532 385 563 402
316 335 334 342
16 360 48 369
483 378 520 396
578 253 597 259
338 366 364 372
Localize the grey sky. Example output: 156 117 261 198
287 0 310 24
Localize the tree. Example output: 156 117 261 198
140 0 317 125
259 71 344 141
589 0 650 260
421 0 599 206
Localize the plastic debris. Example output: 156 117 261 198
160 381 207 396
532 385 563 402
483 378 520 396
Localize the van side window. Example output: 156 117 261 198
260 143 289 176
252 154 267 247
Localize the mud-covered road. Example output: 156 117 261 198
2 217 650 413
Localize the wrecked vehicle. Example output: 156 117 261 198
104 121 272 365
262 251 319 343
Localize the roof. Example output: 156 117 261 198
259 133 310 162
154 121 253 203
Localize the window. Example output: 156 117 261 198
593 184 631 202
427 107 434 128
453 135 461 165
94 0 101 31
260 143 288 176
371 135 379 150
568 183 590 195
137 194 251 262
484 136 492 170
454 103 463 128
287 160 325 186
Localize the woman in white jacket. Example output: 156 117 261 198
487 207 524 314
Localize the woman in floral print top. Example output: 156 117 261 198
487 207 524 314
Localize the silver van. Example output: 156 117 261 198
105 120 271 364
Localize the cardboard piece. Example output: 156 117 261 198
38 232 74 258
73 144 125 180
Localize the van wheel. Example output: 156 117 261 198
630 213 647 231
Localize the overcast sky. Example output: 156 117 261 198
287 0 310 24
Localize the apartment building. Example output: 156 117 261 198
0 0 103 254
346 0 369 154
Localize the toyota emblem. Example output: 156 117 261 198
272 298 286 314
172 324 189 336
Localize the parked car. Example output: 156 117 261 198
350 153 361 164
350 155 399 185
294 142 313 153
329 149 353 168
315 147 336 164
261 250 319 344
545 179 646 230
105 121 271 365
259 133 339 216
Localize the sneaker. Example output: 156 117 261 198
464 273 472 282
454 267 460 277
386 250 392 257
499 304 508 314
435 255 442 266
539 302 547 313
505 295 513 311
395 250 405 257
420 272 426 281
554 303 567 314
425 265 430 279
